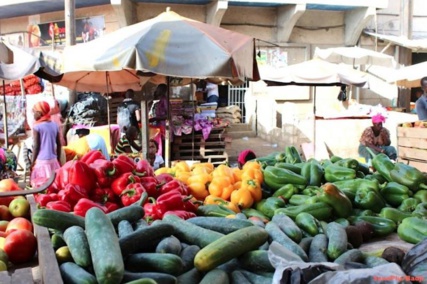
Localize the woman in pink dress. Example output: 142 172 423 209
30 101 62 188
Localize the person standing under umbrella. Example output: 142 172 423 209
205 81 219 104
30 101 62 188
117 89 141 134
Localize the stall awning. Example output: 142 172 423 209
364 31 427 52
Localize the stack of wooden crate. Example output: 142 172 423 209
396 123 427 172
172 127 231 165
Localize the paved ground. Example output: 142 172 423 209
227 136 279 167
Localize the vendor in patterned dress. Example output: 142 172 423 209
358 113 397 163
114 126 142 154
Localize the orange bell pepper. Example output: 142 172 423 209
191 163 214 174
188 182 209 201
173 161 191 173
232 168 243 182
204 195 240 213
242 161 262 171
233 181 242 190
240 178 262 202
208 176 234 200
174 171 191 184
241 168 263 184
230 188 254 209
212 165 235 184
187 173 212 186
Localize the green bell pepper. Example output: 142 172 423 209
333 178 380 201
353 216 397 237
317 183 353 218
356 171 366 179
255 156 277 169
324 164 356 182
379 207 412 224
414 190 427 203
255 197 286 219
263 166 308 190
295 212 323 236
289 194 311 206
196 204 236 217
272 184 298 201
320 159 333 168
334 158 360 171
302 186 322 197
275 152 287 163
301 160 324 187
241 208 270 222
274 202 333 221
412 202 427 218
358 162 372 176
366 148 395 182
354 187 386 213
398 197 421 213
390 163 427 191
397 217 427 244
380 182 411 207
330 155 343 163
365 172 387 185
285 146 302 164
274 162 302 174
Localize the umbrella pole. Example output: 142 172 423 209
2 80 9 149
105 73 111 153
313 86 317 159
165 77 171 167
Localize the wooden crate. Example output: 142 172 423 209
0 195 62 284
172 127 229 165
397 125 427 172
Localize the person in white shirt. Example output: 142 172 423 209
206 82 219 104
148 139 164 170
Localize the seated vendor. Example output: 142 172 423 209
148 139 164 170
358 113 397 163
114 126 142 154
63 128 110 161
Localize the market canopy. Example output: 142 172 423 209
55 9 260 93
387 61 427 88
0 41 41 80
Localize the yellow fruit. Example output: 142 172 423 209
55 246 73 263
0 260 7 271
0 237 6 250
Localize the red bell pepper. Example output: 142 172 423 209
155 173 174 185
104 201 120 213
120 183 146 207
73 198 107 217
91 187 117 204
89 159 117 187
45 200 72 212
57 160 97 194
159 179 189 195
35 194 54 207
156 191 191 212
143 199 164 221
134 159 154 177
140 176 162 198
111 172 140 196
183 198 201 213
163 210 197 220
80 149 105 165
60 184 88 209
112 155 136 175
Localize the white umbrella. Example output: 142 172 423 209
314 46 397 69
260 59 369 159
387 61 427 88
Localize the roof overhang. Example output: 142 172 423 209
364 31 427 52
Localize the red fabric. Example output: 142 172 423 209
238 149 256 165
33 101 51 125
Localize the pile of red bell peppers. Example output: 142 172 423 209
35 150 199 220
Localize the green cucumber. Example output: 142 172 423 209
107 205 144 227
295 212 322 236
194 226 269 271
199 269 229 284
299 237 313 255
60 262 97 284
123 271 176 284
179 245 200 272
125 252 183 276
239 269 273 284
155 235 182 255
176 268 203 284
238 250 274 272
123 279 157 284
51 233 67 250
326 222 348 260
309 234 328 263
364 255 390 268
118 220 134 238
230 270 250 283
271 214 302 243
32 209 85 231
63 226 92 268
187 216 253 234
133 218 149 230
162 214 224 248
334 249 364 265
119 223 175 257
85 207 124 284
265 222 308 261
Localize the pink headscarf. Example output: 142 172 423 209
238 149 256 166
372 113 386 124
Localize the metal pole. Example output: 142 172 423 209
2 80 9 149
313 87 317 159
65 0 76 46
165 77 171 167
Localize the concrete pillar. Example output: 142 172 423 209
206 0 228 26
344 7 375 46
277 4 305 43
65 0 75 46
111 0 136 28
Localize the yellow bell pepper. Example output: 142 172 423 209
204 195 240 213
240 178 262 202
208 176 234 200
155 167 174 176
232 168 243 182
231 188 254 209
174 161 191 172
192 162 214 174
187 173 212 186
174 171 192 184
241 168 263 184
188 182 209 201
233 181 242 190
212 165 235 184
242 161 262 171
